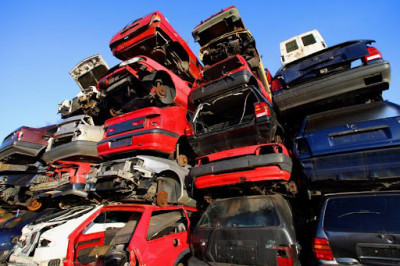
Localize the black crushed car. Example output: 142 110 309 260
189 195 300 265
273 40 390 115
314 191 400 265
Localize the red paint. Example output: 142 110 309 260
109 11 202 83
64 204 197 266
194 143 291 189
98 106 189 158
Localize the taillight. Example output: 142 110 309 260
365 46 382 62
277 245 294 266
106 127 115 134
12 130 23 141
271 78 284 93
313 238 334 261
133 119 145 127
296 139 309 155
254 102 270 118
152 14 161 23
185 124 194 136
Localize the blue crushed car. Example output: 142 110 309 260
294 101 400 192
0 208 58 264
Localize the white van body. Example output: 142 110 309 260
280 30 327 65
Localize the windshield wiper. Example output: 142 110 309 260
338 210 381 218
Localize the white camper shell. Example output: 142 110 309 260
280 30 327 65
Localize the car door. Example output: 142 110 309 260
140 209 189 265
71 208 142 265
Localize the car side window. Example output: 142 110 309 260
147 210 188 241
83 211 137 235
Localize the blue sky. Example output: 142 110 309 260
0 0 399 139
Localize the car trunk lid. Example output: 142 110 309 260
298 101 400 157
323 193 400 265
277 40 372 86
189 86 276 156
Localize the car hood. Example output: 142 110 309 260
69 54 109 92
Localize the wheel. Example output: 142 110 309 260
154 79 175 105
26 198 42 211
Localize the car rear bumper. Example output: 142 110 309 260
0 141 44 162
300 146 400 184
192 153 292 189
97 129 179 158
274 61 391 113
43 140 99 163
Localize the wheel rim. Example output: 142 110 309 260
27 199 42 211
156 190 168 207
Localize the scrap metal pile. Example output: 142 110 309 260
0 6 398 266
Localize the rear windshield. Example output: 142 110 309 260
323 194 400 233
305 102 400 132
285 40 299 53
193 87 258 134
198 197 279 228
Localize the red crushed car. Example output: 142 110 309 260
192 6 270 92
189 54 272 107
0 125 56 165
190 143 293 197
29 160 92 208
97 56 192 163
109 11 202 83
63 203 197 266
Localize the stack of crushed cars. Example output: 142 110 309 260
272 29 398 195
0 5 398 266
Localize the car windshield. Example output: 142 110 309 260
193 87 258 134
34 205 95 224
198 197 279 228
305 102 400 132
323 194 400 233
